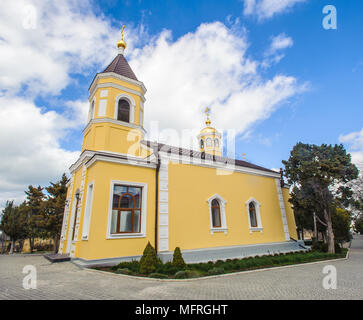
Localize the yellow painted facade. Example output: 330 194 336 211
58 34 298 263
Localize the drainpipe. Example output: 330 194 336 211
153 143 160 254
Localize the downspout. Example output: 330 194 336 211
153 143 160 254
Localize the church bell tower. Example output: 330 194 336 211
198 107 222 157
82 26 147 157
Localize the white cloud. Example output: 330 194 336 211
0 0 127 96
243 0 307 21
339 129 363 171
262 33 293 67
130 22 305 147
0 2 306 208
0 95 80 207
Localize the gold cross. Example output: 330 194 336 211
121 25 125 40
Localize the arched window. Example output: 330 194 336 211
117 99 130 123
207 194 227 234
211 199 221 228
245 198 263 233
249 202 258 228
200 139 204 149
206 138 212 147
111 185 142 233
214 138 219 148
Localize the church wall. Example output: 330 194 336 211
168 162 287 251
282 187 298 239
74 160 156 261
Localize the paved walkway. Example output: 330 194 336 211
1 236 362 300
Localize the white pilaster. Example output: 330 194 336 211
275 179 290 241
158 158 169 252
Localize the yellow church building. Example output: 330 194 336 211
59 29 303 266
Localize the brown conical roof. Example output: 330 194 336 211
102 54 138 81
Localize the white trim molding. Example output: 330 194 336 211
245 197 263 234
89 72 147 97
114 93 136 124
275 179 290 241
207 194 228 234
106 180 148 239
83 118 146 136
81 181 95 240
158 157 169 252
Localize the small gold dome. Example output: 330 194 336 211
117 39 126 49
201 126 217 134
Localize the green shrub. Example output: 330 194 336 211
312 241 328 252
139 242 158 274
172 247 186 269
149 273 169 279
207 267 225 276
186 270 199 278
174 271 188 279
112 260 140 273
115 268 132 275
155 262 180 275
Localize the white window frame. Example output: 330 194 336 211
106 180 147 239
245 197 263 233
88 98 96 122
114 93 136 124
81 182 94 240
207 194 227 234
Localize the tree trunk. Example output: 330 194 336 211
302 228 305 241
29 237 34 253
53 235 59 254
9 239 15 254
323 208 335 254
313 212 318 240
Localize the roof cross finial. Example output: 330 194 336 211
117 25 127 54
205 107 211 126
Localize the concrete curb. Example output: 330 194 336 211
84 249 350 283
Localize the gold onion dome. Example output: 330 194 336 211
117 25 127 50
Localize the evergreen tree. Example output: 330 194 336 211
42 174 69 253
139 242 158 274
172 247 186 269
24 185 45 253
283 143 358 253
0 201 26 253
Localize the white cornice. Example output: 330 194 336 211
89 72 147 97
89 82 146 103
85 154 156 170
83 118 147 135
158 152 280 179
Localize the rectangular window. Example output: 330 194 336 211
110 184 142 234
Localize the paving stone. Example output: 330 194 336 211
0 236 362 300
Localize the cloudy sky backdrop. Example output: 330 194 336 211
0 0 362 208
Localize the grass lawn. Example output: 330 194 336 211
94 248 348 280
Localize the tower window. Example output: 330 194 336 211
249 202 258 228
117 99 130 123
206 138 212 147
214 139 219 148
200 139 204 149
89 100 95 121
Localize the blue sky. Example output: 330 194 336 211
0 0 362 206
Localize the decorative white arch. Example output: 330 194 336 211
245 197 263 233
114 93 136 124
207 194 228 234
